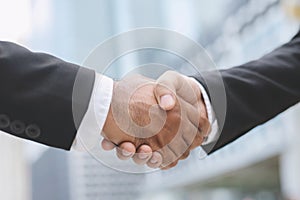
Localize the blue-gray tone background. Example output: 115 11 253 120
0 0 299 200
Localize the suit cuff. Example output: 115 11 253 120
189 77 219 145
71 73 113 151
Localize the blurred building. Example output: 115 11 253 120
31 148 70 200
0 132 30 200
68 152 146 200
31 148 147 200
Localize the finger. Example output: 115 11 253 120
181 121 204 150
101 139 116 151
158 144 178 168
161 150 190 170
165 135 189 159
156 118 197 167
179 99 202 129
160 94 176 111
154 71 179 110
154 105 203 168
159 130 194 167
116 142 136 160
132 145 152 165
179 150 190 160
154 86 176 111
147 151 163 168
161 160 178 170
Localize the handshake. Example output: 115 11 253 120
99 71 212 170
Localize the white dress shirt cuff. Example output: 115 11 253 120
71 73 113 151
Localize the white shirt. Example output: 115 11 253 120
72 73 218 151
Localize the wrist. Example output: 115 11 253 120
72 73 114 151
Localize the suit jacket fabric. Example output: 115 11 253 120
195 30 300 153
0 41 95 150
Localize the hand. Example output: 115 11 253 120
102 71 211 169
102 74 181 168
154 71 211 169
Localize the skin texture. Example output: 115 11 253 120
102 71 211 169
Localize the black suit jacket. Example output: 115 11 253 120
195 30 300 153
0 41 95 150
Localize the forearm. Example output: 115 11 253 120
195 30 300 153
0 41 95 149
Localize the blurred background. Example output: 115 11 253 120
0 0 300 200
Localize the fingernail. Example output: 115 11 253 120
122 150 133 157
150 158 158 164
160 94 175 109
138 152 149 160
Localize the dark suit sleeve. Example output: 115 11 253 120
0 41 95 150
194 30 300 153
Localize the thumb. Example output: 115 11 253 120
158 93 175 111
154 72 178 111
